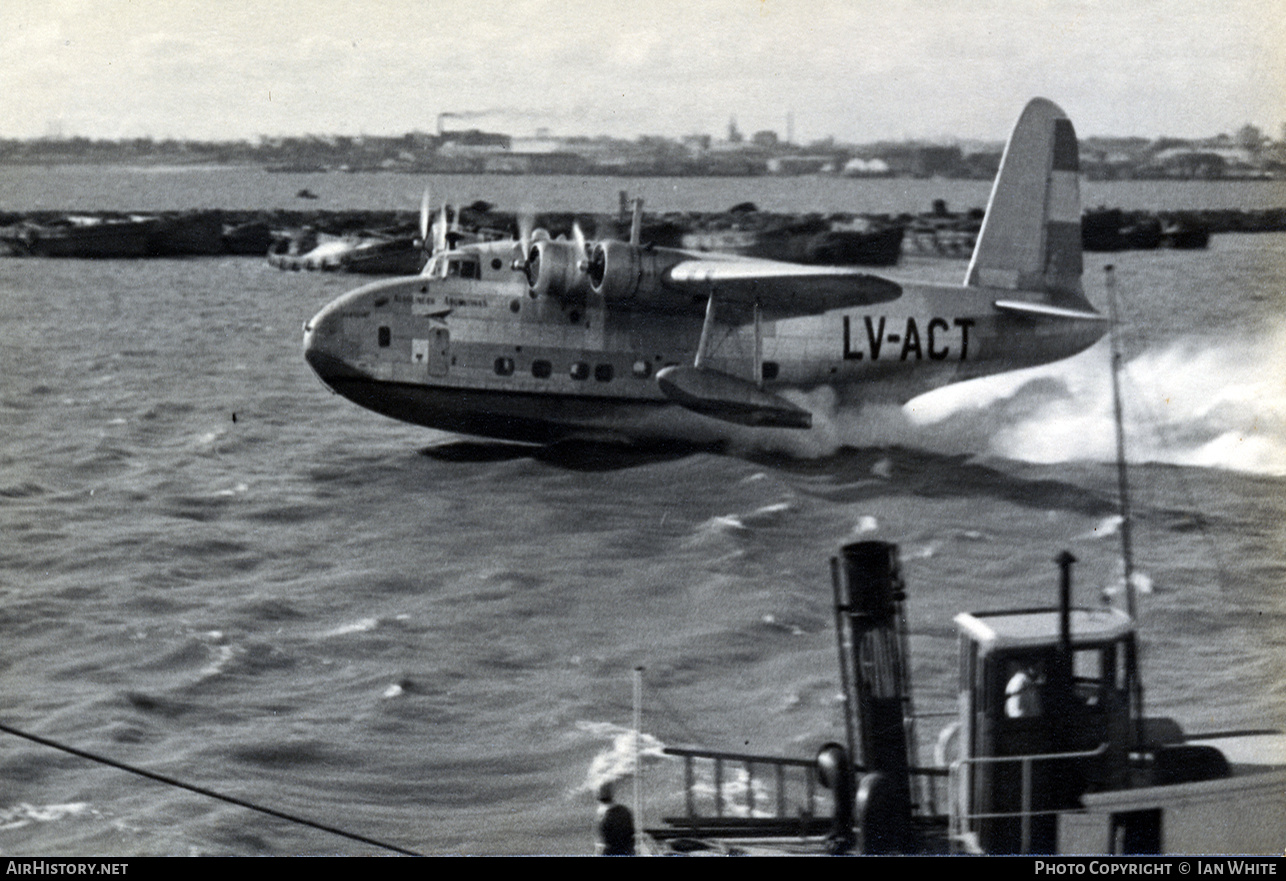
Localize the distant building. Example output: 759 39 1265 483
437 129 511 153
876 144 967 178
766 155 830 175
842 157 891 176
482 152 590 174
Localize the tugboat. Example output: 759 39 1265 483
633 540 1286 855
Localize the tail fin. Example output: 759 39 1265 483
965 98 1086 307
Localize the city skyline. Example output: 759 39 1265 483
5 0 1284 145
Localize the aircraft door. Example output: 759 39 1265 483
428 325 449 377
413 325 450 377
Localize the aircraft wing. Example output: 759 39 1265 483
664 257 903 319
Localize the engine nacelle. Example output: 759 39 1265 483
587 239 641 299
526 239 589 301
589 240 693 309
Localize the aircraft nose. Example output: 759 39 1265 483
303 301 357 385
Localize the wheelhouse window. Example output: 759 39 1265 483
378 326 391 348
762 361 779 381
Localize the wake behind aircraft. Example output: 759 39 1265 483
303 99 1107 446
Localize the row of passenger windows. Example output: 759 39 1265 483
379 327 780 382
496 358 638 382
493 357 779 382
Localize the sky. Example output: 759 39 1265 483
3 0 1283 145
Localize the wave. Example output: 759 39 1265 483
0 802 94 831
729 329 1286 476
575 721 671 795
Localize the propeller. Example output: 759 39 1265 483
444 202 463 249
511 211 596 299
572 221 589 272
630 197 644 246
418 187 431 246
512 206 535 271
434 204 448 255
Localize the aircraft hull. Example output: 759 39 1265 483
309 362 737 446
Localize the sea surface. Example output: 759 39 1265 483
0 169 1283 855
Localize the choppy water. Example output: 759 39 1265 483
0 171 1283 855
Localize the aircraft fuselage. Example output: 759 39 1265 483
303 242 1104 445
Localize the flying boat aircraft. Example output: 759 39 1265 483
304 99 1106 446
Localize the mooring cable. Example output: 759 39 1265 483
0 721 421 856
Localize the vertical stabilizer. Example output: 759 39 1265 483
965 99 1085 306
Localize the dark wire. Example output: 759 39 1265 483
0 721 421 856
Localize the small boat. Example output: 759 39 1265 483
6 215 158 258
1159 220 1212 250
147 211 227 256
798 220 905 268
678 212 905 267
221 220 277 256
900 205 983 258
0 211 228 258
268 231 426 274
337 235 427 275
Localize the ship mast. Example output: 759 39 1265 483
1105 265 1137 619
1105 265 1145 744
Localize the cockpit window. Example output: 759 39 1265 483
447 259 480 280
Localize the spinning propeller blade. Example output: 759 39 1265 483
572 222 589 272
419 187 431 245
434 204 448 255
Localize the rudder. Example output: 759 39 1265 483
965 99 1086 307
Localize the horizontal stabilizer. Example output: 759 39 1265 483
993 299 1106 322
656 366 812 429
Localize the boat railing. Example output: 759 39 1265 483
654 744 953 842
652 746 833 839
947 743 1109 853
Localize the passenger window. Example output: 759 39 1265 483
494 357 515 376
570 362 590 381
532 360 552 379
595 364 613 382
378 326 391 348
632 360 652 378
762 361 779 380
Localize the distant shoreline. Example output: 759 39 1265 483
0 159 1279 184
